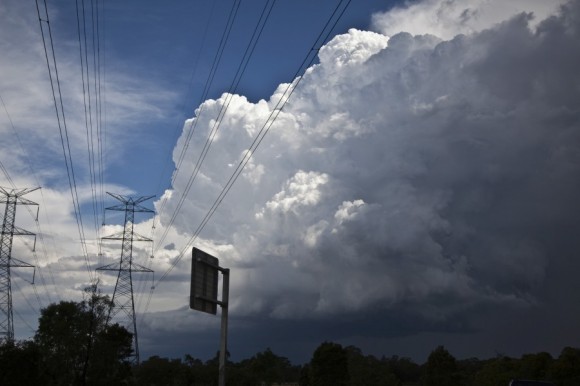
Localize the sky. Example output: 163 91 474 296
1 0 580 365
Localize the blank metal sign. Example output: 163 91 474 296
190 247 219 315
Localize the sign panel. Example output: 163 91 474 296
190 247 219 314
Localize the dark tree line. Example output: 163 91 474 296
1 295 580 385
131 342 580 386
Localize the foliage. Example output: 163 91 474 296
456 357 485 386
519 352 553 381
550 347 580 386
135 355 190 386
0 339 41 385
386 355 421 385
344 345 399 386
34 288 133 385
135 348 299 386
421 345 459 386
299 363 311 386
86 323 133 385
3 315 580 386
309 341 349 386
472 356 519 386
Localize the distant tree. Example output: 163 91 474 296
344 345 400 386
473 356 518 386
226 358 260 386
249 348 295 385
135 355 189 386
345 346 368 386
422 345 459 386
0 339 41 385
300 363 311 386
519 352 553 381
183 354 213 385
310 342 349 386
201 350 223 386
456 357 485 386
34 288 133 385
550 347 580 386
387 355 420 384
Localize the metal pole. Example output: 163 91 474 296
218 268 229 386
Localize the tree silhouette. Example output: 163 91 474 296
34 289 133 385
422 345 459 386
309 341 349 386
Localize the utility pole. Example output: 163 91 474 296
97 192 154 364
0 187 38 341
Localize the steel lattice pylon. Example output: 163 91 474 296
0 187 38 341
97 192 154 364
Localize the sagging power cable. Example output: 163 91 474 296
142 0 353 316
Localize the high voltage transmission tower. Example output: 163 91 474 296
0 187 38 341
97 192 154 365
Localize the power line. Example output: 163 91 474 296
143 0 353 315
75 0 107 266
0 95 27 188
90 0 104 236
95 0 107 233
76 0 99 239
153 0 241 255
153 0 275 256
152 0 242 234
11 269 42 312
35 0 95 285
153 0 218 198
161 0 352 283
0 94 60 305
11 277 37 334
145 2 218 296
171 0 243 182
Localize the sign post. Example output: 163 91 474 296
190 248 230 386
218 268 229 386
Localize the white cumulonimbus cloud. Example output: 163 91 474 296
154 0 580 329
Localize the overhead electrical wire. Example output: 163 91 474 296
94 0 107 269
138 0 242 314
35 0 95 284
0 94 29 188
0 93 61 305
90 0 105 235
146 0 218 283
152 0 276 259
142 0 353 317
13 309 36 335
95 0 107 232
135 0 224 311
140 0 275 316
171 0 242 184
76 0 99 243
6 0 352 327
75 0 107 269
160 0 352 282
11 275 39 333
12 268 42 312
0 160 15 190
153 0 218 198
150 0 243 256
